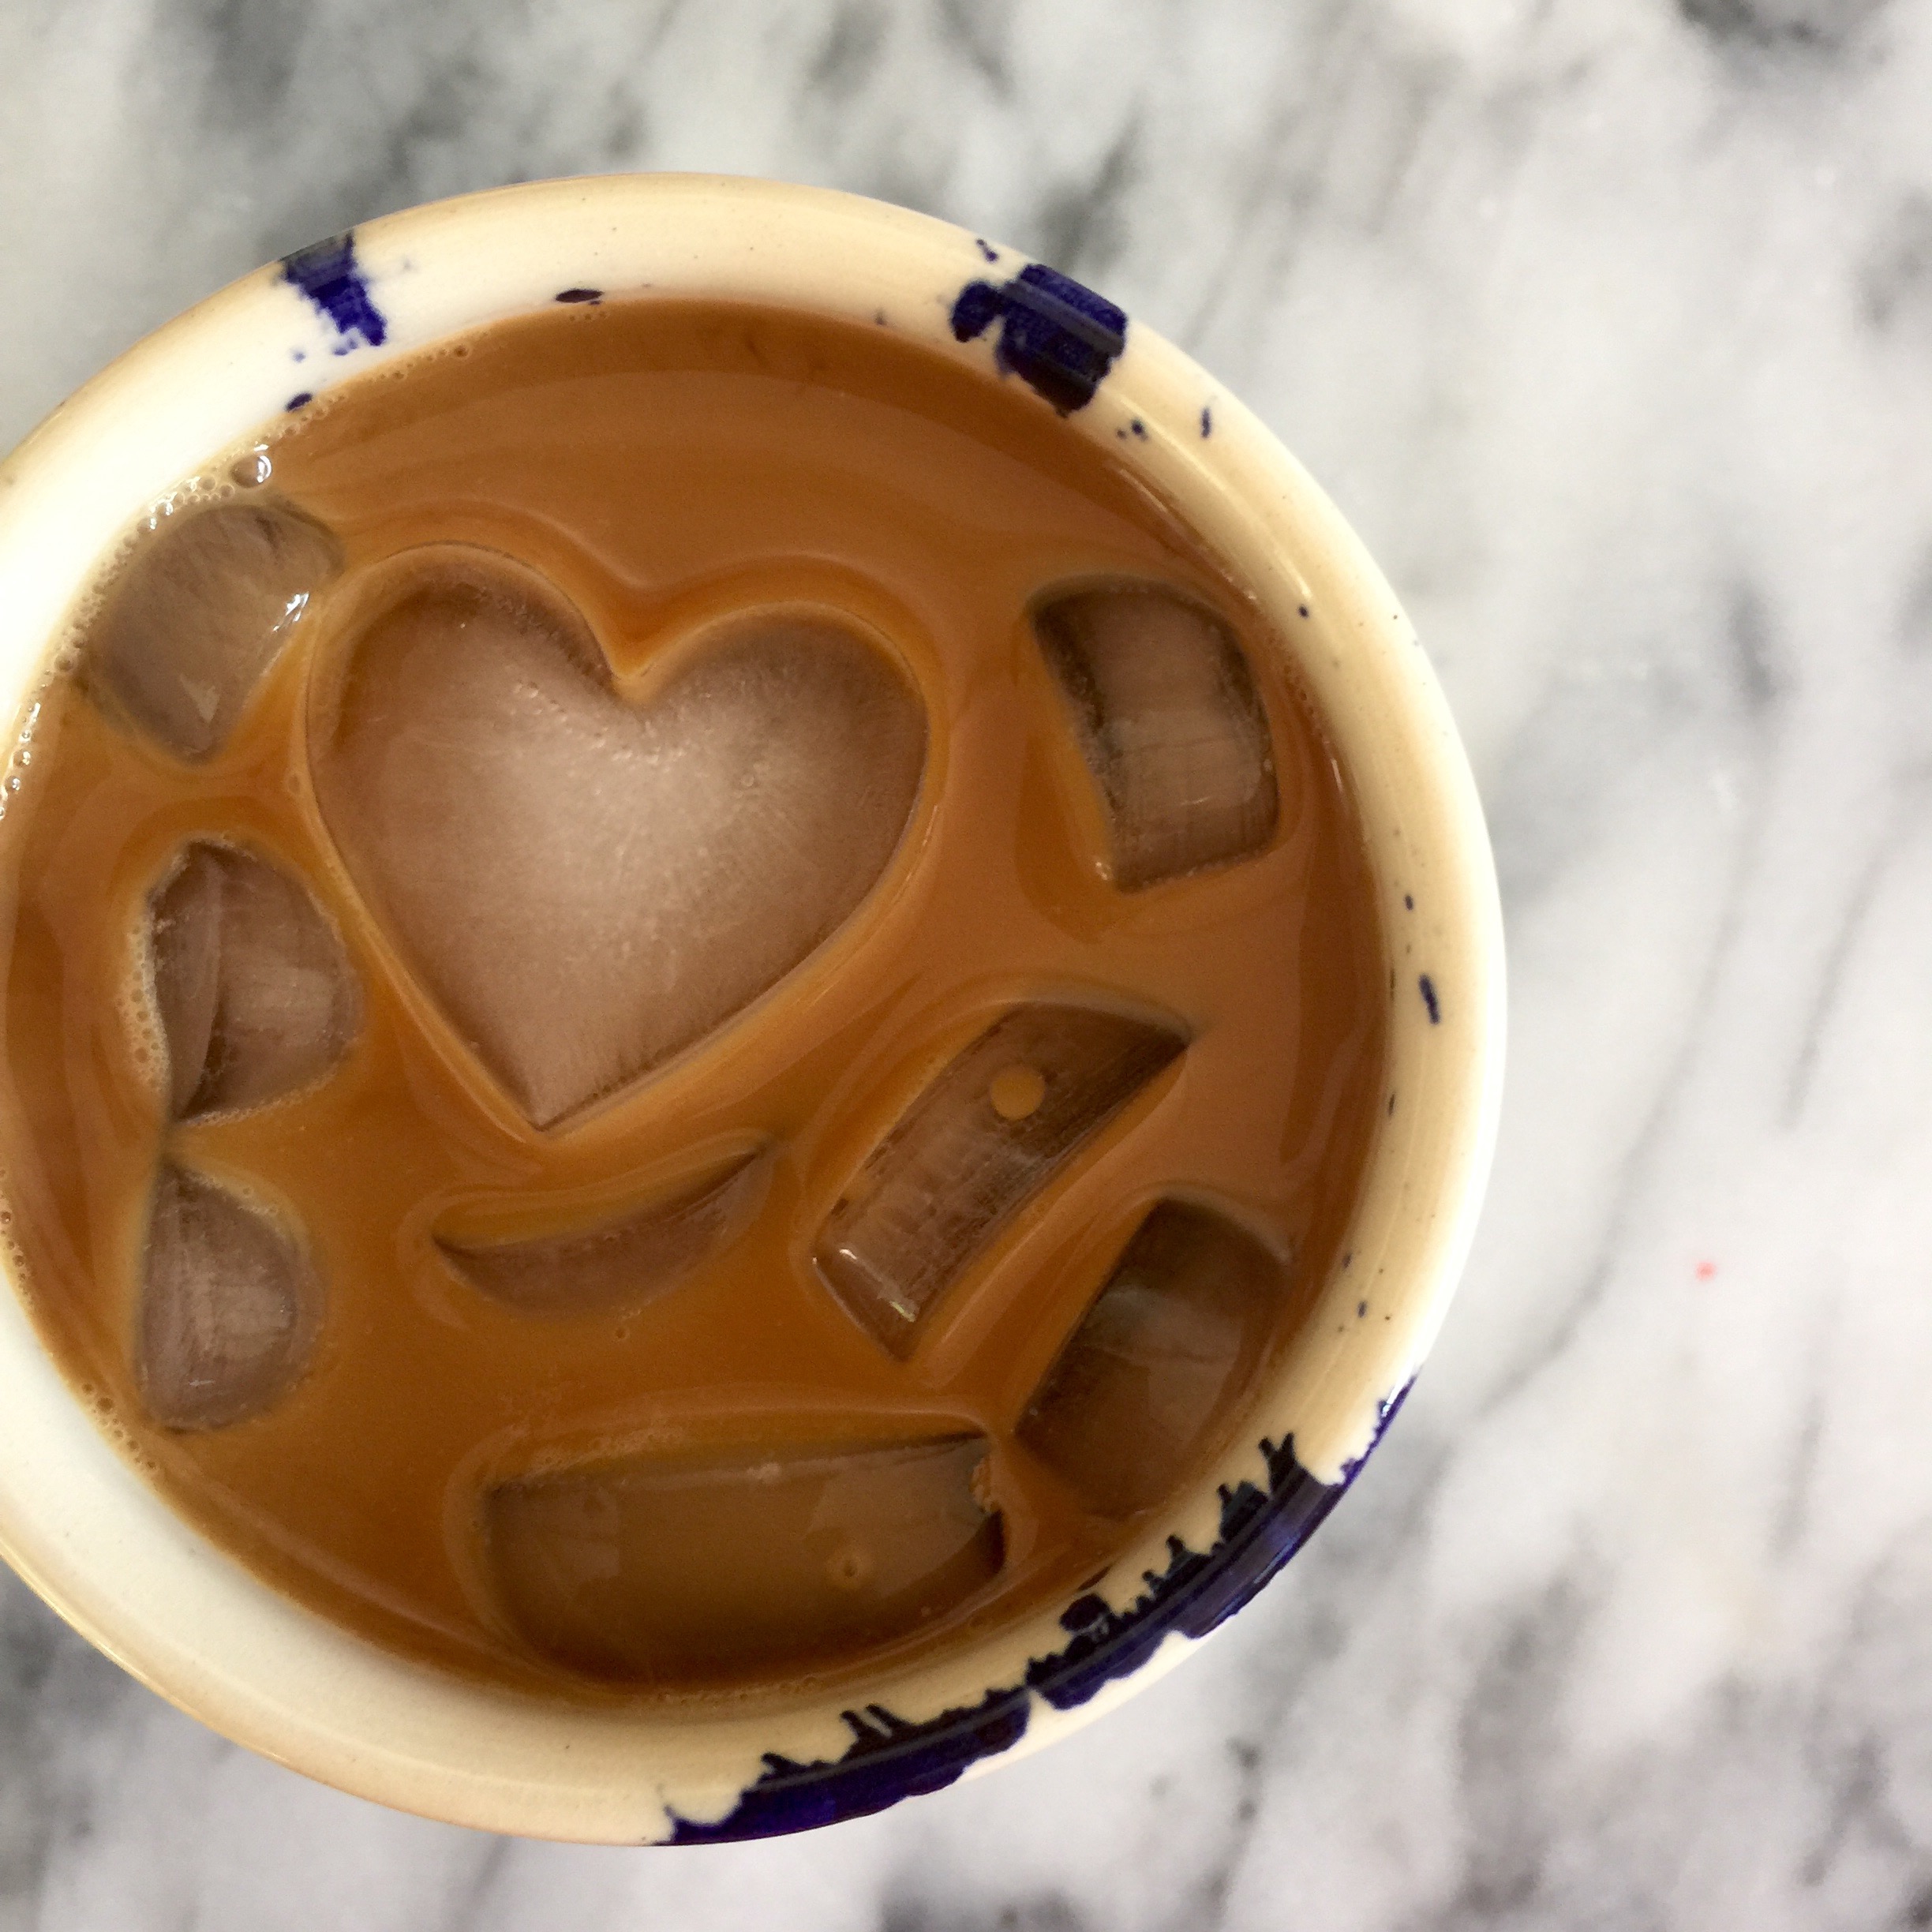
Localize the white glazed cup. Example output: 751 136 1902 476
0 174 1503 1843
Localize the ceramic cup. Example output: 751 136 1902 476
0 174 1503 1843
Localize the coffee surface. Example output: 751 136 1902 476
0 299 1384 1702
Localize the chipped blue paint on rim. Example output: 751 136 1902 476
281 231 388 350
949 262 1127 414
668 1388 1411 1844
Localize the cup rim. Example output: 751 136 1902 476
0 172 1504 1842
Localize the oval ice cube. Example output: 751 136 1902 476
485 1433 1002 1683
814 1002 1186 1357
148 841 361 1121
436 1148 769 1316
1017 1199 1289 1517
136 1163 323 1430
89 497 342 761
1034 583 1279 890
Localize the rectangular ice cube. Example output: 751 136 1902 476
148 841 361 1120
436 1150 768 1316
814 1003 1185 1357
137 1163 322 1431
485 1434 1001 1683
1017 1199 1288 1517
1034 584 1279 889
90 497 342 761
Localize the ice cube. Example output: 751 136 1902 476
89 497 343 761
136 1163 323 1430
1033 584 1279 889
485 1433 1001 1683
1017 1199 1288 1518
814 1003 1186 1357
436 1149 769 1315
308 548 927 1129
148 841 361 1120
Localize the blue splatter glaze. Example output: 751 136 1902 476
1345 1382 1411 1481
666 1688 1030 1844
665 1392 1416 1844
949 262 1126 414
1200 404 1213 437
281 231 388 350
284 391 313 412
1024 1438 1337 1713
1419 975 1441 1024
555 287 603 305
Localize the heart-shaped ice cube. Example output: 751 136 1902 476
309 549 926 1128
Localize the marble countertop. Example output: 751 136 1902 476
4 1 1929 1924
